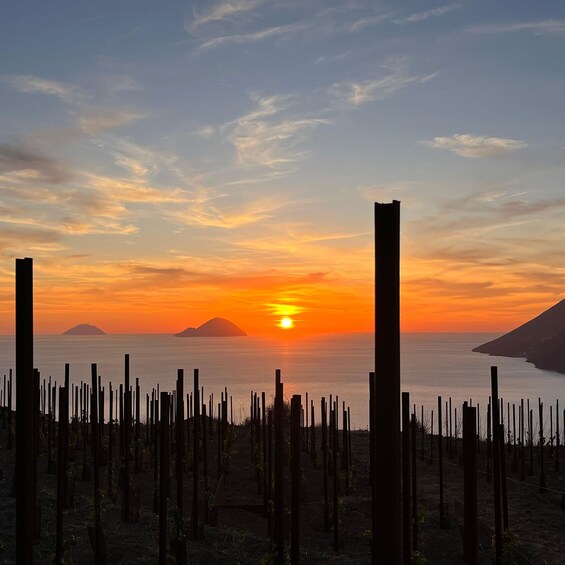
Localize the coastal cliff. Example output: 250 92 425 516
473 298 565 373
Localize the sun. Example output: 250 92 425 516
279 317 294 329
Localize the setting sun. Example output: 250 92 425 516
279 317 294 329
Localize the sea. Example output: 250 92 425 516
0 332 563 430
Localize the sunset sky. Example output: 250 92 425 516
1 1 565 335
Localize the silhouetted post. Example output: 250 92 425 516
202 404 209 526
146 393 150 447
491 367 502 565
176 370 184 517
108 382 114 499
520 400 525 480
332 404 339 552
135 378 140 472
267 409 273 540
369 372 375 488
438 396 447 529
402 392 411 564
555 399 560 473
449 397 453 458
192 369 200 540
500 424 509 531
310 400 316 464
410 413 418 552
91 363 103 563
512 404 517 473
373 200 401 564
420 405 424 461
16 257 35 565
429 410 434 466
463 405 478 565
321 397 329 532
539 400 546 492
123 355 131 522
477 403 481 455
486 400 492 483
55 386 68 565
274 369 285 564
159 392 169 565
342 401 349 494
7 370 13 450
262 391 268 503
291 395 301 564
529 409 534 476
153 393 159 514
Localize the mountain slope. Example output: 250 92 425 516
473 298 565 372
63 324 106 335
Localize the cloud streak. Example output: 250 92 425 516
3 74 82 104
329 62 438 106
471 19 565 36
190 0 263 29
224 94 328 169
197 20 309 50
422 134 527 157
396 4 460 25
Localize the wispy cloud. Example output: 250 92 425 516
471 19 565 36
189 0 263 29
350 13 389 32
192 125 216 139
330 63 438 106
422 134 527 157
2 74 82 104
166 190 295 229
224 94 328 169
396 4 460 25
198 20 309 51
78 108 147 135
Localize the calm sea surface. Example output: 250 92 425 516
0 333 563 429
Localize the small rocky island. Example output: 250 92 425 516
473 298 565 373
174 317 247 337
63 324 106 336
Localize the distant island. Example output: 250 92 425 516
63 324 106 336
174 317 247 337
473 298 565 373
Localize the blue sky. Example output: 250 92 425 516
1 1 565 334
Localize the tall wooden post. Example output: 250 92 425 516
373 201 401 564
176 369 184 517
55 386 68 564
192 369 200 539
123 355 131 522
321 397 329 532
491 367 502 565
160 392 169 565
274 369 285 564
91 363 103 563
290 395 301 564
410 413 418 552
438 396 446 528
463 405 478 565
16 257 35 565
402 392 410 564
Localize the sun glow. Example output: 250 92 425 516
279 317 294 329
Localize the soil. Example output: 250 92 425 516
1 415 565 564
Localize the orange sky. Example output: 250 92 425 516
0 248 559 336
2 4 564 336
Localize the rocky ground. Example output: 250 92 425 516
1 418 565 564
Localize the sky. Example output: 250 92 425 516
1 1 565 336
